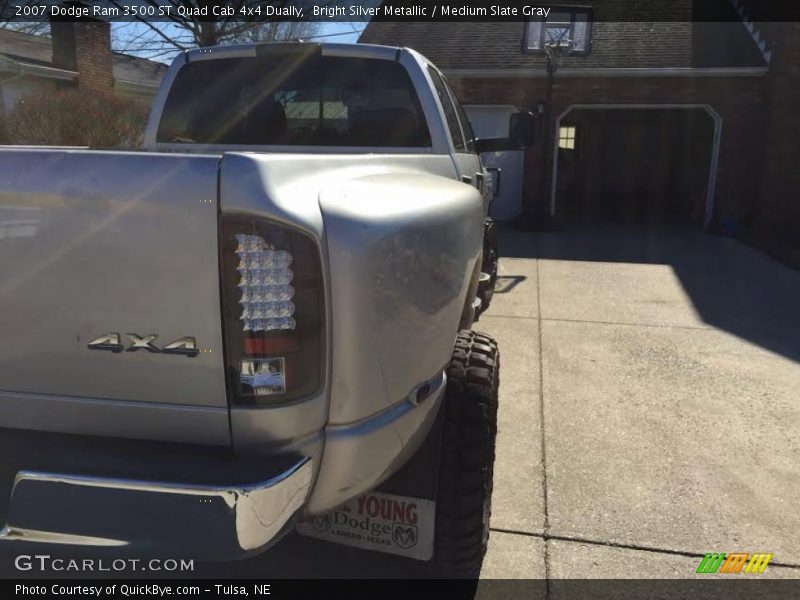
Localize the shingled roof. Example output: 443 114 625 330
360 6 766 72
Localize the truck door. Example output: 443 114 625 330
427 67 488 207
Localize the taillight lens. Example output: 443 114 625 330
221 217 323 406
235 234 296 332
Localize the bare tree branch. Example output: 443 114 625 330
3 0 326 62
0 0 50 34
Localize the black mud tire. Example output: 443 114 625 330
432 330 499 578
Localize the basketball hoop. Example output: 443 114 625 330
544 33 574 76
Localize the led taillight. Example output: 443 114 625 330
221 219 323 406
234 234 296 332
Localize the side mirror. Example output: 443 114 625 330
474 111 537 153
508 111 536 149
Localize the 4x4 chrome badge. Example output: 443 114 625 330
88 333 198 357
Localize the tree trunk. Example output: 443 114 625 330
197 21 219 47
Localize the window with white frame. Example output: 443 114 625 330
558 125 577 150
525 8 592 54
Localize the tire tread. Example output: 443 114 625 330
433 329 499 578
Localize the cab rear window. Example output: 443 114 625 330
157 53 431 148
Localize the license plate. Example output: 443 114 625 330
296 491 435 561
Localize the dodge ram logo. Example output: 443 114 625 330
392 524 418 549
88 333 198 357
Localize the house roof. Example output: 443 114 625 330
110 50 168 90
0 29 167 91
359 19 767 74
0 29 52 64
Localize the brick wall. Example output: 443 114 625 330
451 74 768 224
73 22 114 93
752 22 800 262
51 21 114 94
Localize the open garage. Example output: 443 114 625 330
552 106 719 227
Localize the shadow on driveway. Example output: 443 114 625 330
500 224 800 362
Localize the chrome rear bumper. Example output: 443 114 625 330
0 458 312 559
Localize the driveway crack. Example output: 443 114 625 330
535 246 552 596
489 528 800 569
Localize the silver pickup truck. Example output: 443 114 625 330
0 42 534 576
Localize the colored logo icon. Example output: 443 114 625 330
696 552 773 574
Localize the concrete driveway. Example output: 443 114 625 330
478 225 800 581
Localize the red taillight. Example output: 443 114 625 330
243 336 301 355
220 217 323 406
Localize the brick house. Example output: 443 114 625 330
0 23 167 116
361 1 799 263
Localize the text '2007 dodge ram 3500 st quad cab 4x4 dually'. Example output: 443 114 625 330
0 42 535 576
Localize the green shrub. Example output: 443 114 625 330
7 87 149 148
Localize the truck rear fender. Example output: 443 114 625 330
218 153 481 444
319 172 484 426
